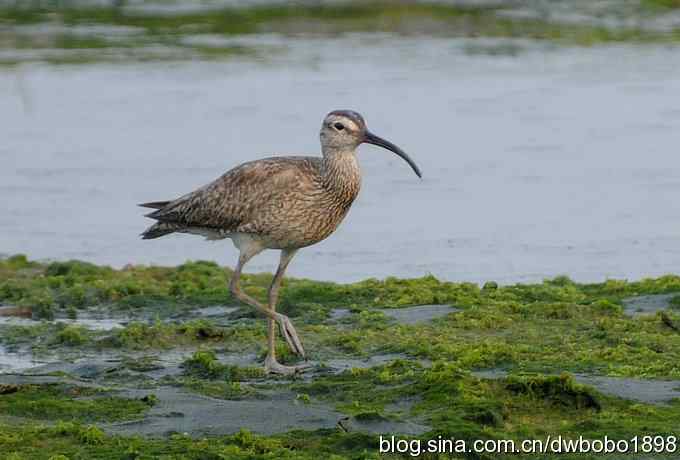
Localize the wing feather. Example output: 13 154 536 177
141 157 319 237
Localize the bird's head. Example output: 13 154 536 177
320 110 422 178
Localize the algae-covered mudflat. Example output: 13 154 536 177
1 255 679 459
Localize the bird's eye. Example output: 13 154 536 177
334 123 345 131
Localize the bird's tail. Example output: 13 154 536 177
139 201 170 210
140 222 178 240
139 200 177 239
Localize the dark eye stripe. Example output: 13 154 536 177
334 123 345 130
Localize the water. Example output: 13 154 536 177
0 316 125 329
2 36 680 284
0 344 49 373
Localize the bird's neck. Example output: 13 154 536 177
321 149 361 200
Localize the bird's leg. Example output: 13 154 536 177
228 246 306 375
263 249 310 375
229 247 270 317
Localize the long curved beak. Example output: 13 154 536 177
363 130 422 178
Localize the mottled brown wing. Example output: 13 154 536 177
144 156 319 234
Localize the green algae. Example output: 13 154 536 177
644 0 680 9
179 349 266 399
0 383 150 423
289 361 680 457
2 256 680 458
180 377 261 401
670 294 680 310
0 322 51 348
294 360 426 417
0 318 243 354
4 255 678 317
182 349 226 379
337 304 680 378
504 373 601 411
54 325 89 346
0 425 372 460
114 319 230 350
3 255 680 377
1 367 678 459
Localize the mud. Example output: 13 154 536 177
109 385 428 436
324 354 413 374
338 414 428 436
0 371 428 436
107 386 344 436
0 373 104 390
0 351 430 436
377 305 461 325
0 306 31 318
328 305 460 326
26 360 122 380
192 306 240 318
574 374 680 405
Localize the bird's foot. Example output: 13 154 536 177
274 313 306 357
264 355 312 375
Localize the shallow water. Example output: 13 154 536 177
0 315 125 330
0 345 50 373
2 36 680 284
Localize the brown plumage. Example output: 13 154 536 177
140 110 421 375
141 156 359 248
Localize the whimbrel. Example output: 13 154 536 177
140 110 421 374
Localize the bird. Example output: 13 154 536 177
139 110 421 375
